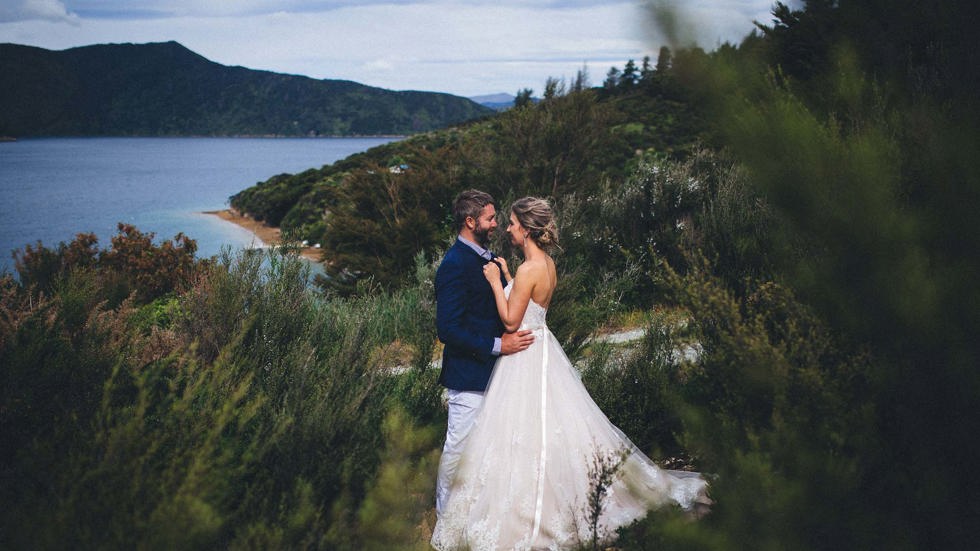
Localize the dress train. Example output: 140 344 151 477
432 292 707 550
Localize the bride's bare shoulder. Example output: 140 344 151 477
516 258 556 305
525 255 556 283
516 258 548 278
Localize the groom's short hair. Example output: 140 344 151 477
453 189 496 230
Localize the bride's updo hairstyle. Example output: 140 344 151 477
511 197 559 252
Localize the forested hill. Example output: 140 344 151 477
0 41 493 137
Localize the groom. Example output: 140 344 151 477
434 189 534 516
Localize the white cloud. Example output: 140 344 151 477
59 1 658 19
145 2 649 93
1 1 775 96
364 58 396 72
0 0 78 23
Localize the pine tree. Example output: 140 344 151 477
619 59 638 89
514 87 534 108
571 64 590 92
603 66 620 90
655 46 672 73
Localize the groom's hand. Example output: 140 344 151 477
483 261 501 285
501 329 534 354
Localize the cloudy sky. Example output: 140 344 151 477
0 1 787 97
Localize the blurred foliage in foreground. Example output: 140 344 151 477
618 1 980 549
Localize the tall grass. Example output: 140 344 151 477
1 206 660 548
0 246 445 549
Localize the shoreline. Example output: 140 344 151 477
203 209 323 261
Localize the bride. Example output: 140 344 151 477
431 197 709 550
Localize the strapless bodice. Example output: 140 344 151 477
504 281 548 331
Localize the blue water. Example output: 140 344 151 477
0 137 398 273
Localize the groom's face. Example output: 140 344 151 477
470 204 497 247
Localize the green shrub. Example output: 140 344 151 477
0 247 449 549
356 407 440 551
12 224 205 306
612 257 878 550
580 313 686 459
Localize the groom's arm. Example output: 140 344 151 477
436 259 496 360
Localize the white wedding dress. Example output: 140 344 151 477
431 283 707 550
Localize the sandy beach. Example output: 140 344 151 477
204 209 323 261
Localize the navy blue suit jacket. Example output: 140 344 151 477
435 238 507 391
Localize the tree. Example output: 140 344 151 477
514 88 534 108
640 55 654 82
655 46 672 74
320 145 458 293
635 1 980 548
602 67 620 90
619 59 638 89
543 76 565 100
570 64 591 92
477 89 626 199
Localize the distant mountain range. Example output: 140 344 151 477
0 41 495 137
468 93 516 111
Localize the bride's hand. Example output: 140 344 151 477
496 257 511 281
483 261 501 285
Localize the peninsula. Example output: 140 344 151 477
205 209 323 261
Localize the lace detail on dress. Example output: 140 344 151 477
504 280 548 330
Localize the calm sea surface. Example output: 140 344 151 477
0 137 398 272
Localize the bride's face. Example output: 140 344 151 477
506 212 525 248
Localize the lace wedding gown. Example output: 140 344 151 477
431 284 707 551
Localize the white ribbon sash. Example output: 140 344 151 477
530 327 548 544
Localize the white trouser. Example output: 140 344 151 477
435 389 485 516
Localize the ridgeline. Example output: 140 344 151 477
0 41 493 137
227 68 704 293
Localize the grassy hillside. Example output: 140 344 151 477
0 41 493 137
230 75 704 292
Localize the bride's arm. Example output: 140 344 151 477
483 262 535 332
496 257 513 283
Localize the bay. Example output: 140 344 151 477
0 137 398 273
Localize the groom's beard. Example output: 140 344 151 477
473 226 492 248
